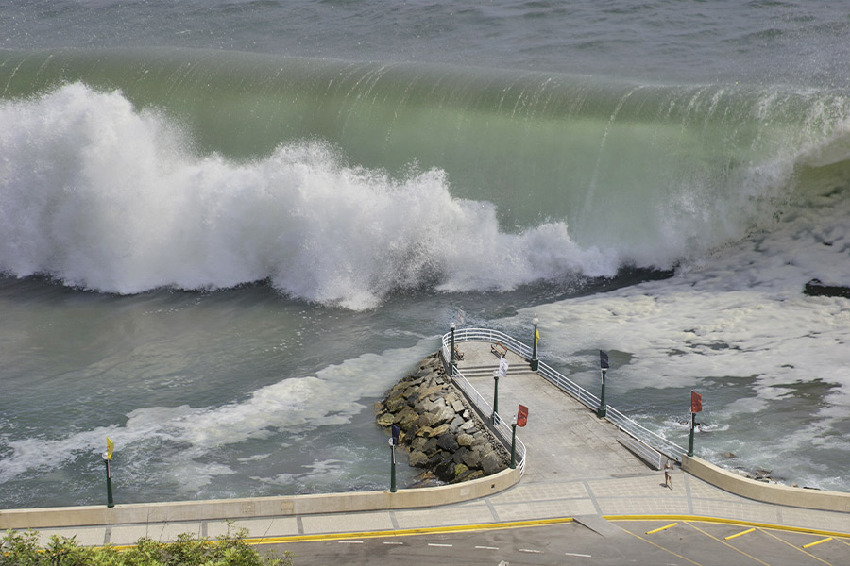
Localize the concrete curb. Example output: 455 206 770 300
0 467 520 530
683 456 850 512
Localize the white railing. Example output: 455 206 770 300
441 327 687 463
438 329 527 475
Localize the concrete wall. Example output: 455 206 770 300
0 467 520 530
682 456 850 513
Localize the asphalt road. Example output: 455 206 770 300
258 519 850 566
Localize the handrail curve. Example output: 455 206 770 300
441 327 687 463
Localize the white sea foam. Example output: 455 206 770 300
514 177 850 489
0 339 435 488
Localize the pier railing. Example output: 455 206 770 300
437 330 527 475
441 327 687 464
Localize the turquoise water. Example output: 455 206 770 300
1 1 850 507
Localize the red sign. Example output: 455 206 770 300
517 405 529 427
690 391 703 413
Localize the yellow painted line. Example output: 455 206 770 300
620 527 703 566
688 523 770 566
760 529 832 566
605 514 850 540
724 527 756 541
245 516 575 545
645 522 678 535
803 537 833 549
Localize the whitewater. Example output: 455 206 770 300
1 1 850 507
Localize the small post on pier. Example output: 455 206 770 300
390 424 400 492
689 391 702 457
597 351 608 418
530 318 539 371
102 437 114 508
450 323 457 374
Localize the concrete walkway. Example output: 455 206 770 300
24 342 850 546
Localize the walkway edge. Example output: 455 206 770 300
0 468 520 530
683 456 850 513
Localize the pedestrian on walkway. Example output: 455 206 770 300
664 459 674 489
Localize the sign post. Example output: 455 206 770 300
689 391 703 457
530 318 539 371
597 351 609 418
102 437 114 509
390 424 400 492
511 405 528 469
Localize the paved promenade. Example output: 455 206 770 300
23 341 850 556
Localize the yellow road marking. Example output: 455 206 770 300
803 537 833 549
724 527 756 541
606 514 850 539
687 523 770 566
756 529 832 566
246 516 575 545
93 513 850 553
646 522 678 535
619 526 703 566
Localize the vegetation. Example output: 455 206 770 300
0 525 293 566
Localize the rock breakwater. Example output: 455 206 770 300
375 352 510 484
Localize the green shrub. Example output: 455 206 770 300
1 526 292 566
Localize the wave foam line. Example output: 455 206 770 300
0 83 623 309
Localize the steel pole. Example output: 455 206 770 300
597 368 607 418
688 412 695 457
531 318 539 371
390 442 397 493
510 424 517 469
103 457 114 508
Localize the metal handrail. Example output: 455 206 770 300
438 331 527 475
441 327 687 462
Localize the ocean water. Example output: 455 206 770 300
1 1 850 507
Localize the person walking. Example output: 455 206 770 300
664 459 674 489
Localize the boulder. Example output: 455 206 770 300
432 406 456 426
397 407 419 431
453 463 469 480
385 392 407 413
480 450 505 476
436 432 459 452
376 412 395 427
428 423 451 438
456 433 475 447
409 450 429 467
